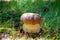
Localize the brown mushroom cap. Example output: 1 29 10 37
20 13 41 25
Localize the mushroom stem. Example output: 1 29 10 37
23 24 40 33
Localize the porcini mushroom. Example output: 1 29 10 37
20 13 41 33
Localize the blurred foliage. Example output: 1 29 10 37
0 0 60 39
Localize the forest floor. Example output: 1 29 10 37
0 28 59 40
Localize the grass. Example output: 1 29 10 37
0 0 60 40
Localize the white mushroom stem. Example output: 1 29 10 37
23 24 40 33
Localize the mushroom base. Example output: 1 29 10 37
23 24 40 33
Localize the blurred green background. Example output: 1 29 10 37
0 0 60 39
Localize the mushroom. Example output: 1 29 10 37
20 13 42 33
